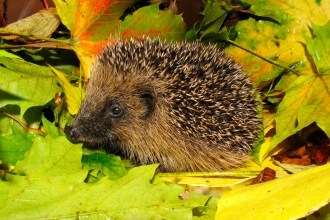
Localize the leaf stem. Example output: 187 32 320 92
43 0 49 9
0 28 71 44
0 42 72 50
227 39 300 75
0 111 46 136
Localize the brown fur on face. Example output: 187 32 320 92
66 39 261 172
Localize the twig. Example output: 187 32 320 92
1 111 46 136
0 28 71 44
43 0 49 9
0 42 72 50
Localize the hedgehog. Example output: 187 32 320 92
65 39 261 172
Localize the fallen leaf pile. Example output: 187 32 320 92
274 130 330 166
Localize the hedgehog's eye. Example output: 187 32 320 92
109 104 123 118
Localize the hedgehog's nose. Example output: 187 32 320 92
65 126 82 143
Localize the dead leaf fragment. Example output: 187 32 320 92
1 8 60 42
54 91 62 105
273 130 330 166
250 167 276 185
307 130 330 165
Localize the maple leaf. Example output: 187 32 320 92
269 20 330 154
0 135 208 219
53 0 139 77
225 0 330 85
53 0 186 78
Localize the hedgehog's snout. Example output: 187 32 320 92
65 125 84 144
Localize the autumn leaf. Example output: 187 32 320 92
226 0 330 85
53 0 138 75
53 0 186 78
269 20 330 154
53 0 127 76
121 4 186 41
216 163 330 219
2 8 60 42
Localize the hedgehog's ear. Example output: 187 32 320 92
140 90 155 118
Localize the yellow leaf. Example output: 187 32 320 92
72 43 97 80
270 74 330 153
216 163 330 219
160 175 255 188
49 66 83 115
226 1 330 85
263 109 275 135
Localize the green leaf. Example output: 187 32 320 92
271 75 330 150
201 27 230 43
0 104 45 133
0 50 22 59
199 0 233 38
193 196 219 220
305 21 330 74
0 105 20 135
21 106 44 128
14 136 84 177
0 131 33 166
22 48 79 75
185 21 204 41
0 57 62 117
185 0 233 42
121 4 186 41
41 114 64 139
0 135 208 219
56 106 75 131
82 153 127 180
